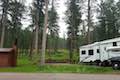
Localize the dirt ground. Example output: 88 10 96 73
0 73 120 80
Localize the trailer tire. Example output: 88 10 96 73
112 62 120 70
101 60 109 67
94 60 101 66
89 61 93 65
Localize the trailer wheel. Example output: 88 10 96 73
94 60 101 66
101 60 109 67
89 61 93 65
112 62 120 70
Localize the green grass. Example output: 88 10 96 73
46 50 69 61
0 50 120 73
39 65 113 73
0 58 120 74
45 50 79 63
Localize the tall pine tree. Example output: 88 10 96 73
65 0 82 63
48 0 59 53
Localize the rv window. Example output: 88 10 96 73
97 49 100 53
88 50 94 55
81 50 86 55
104 47 106 50
113 42 117 46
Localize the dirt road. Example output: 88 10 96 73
0 73 120 80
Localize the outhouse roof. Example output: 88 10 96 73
0 48 13 53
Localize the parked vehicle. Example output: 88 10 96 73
79 37 120 68
108 57 120 70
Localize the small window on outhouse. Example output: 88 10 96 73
81 50 86 55
113 42 117 46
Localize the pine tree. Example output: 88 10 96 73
97 0 120 41
31 0 45 54
48 0 59 53
8 0 25 40
0 0 9 48
65 0 82 63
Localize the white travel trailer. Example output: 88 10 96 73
79 37 120 64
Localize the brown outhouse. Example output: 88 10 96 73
0 47 17 67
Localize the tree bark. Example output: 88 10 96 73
87 0 91 44
0 0 9 48
34 0 40 54
35 24 39 54
0 9 7 48
29 30 35 60
0 24 5 48
69 38 73 63
41 0 48 65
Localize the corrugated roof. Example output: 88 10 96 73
0 48 13 53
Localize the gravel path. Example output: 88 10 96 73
0 73 120 80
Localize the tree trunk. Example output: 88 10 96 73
29 30 35 60
69 38 73 63
41 0 48 65
0 13 7 48
0 25 5 48
87 0 91 44
0 0 9 48
34 10 39 54
35 25 39 54
54 36 58 53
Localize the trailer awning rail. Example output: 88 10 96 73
106 46 120 51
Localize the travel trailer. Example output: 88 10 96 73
79 37 120 69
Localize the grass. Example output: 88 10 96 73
45 50 79 63
0 50 120 73
0 58 120 74
39 65 113 73
46 50 69 61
